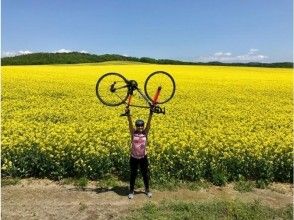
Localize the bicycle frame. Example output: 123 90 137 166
109 78 166 115
121 80 165 114
126 86 161 108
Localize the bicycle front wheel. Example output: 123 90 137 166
95 72 129 106
144 71 176 104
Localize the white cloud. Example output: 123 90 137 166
214 52 224 56
19 50 33 55
2 51 17 57
55 49 91 53
248 48 259 55
214 52 232 57
1 49 89 57
198 49 268 62
55 49 72 53
236 52 268 61
2 50 33 57
2 49 90 57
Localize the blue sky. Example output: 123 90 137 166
2 0 293 62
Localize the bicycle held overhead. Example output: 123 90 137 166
95 71 176 114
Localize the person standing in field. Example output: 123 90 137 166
125 107 153 199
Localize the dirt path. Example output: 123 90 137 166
2 179 293 220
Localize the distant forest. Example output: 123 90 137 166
1 52 293 68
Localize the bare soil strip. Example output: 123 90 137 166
2 179 293 220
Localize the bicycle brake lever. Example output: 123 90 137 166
153 106 165 114
120 108 130 117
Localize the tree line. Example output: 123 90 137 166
1 52 293 68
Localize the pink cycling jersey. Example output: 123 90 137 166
131 131 147 159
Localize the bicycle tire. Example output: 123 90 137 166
144 71 176 104
95 72 129 106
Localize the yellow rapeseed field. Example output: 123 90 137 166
1 64 293 183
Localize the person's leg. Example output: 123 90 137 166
129 156 138 193
139 155 150 192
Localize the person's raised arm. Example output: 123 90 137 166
145 107 154 135
126 107 134 135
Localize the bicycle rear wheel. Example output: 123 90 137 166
95 72 129 106
144 71 176 104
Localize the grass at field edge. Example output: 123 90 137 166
125 199 293 220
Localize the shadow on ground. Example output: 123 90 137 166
67 186 147 197
95 186 129 196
